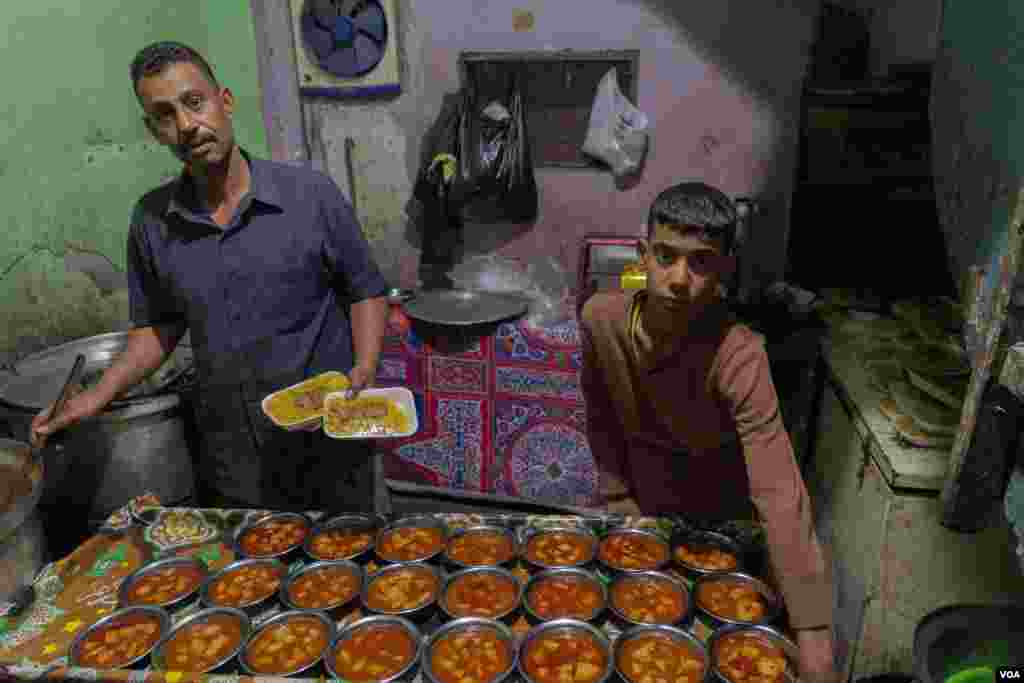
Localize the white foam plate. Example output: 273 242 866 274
260 371 349 430
323 387 418 439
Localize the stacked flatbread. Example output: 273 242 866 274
826 295 970 450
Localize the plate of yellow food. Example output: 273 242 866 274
261 371 351 429
323 387 417 439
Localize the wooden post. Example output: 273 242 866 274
248 0 309 165
941 186 1024 528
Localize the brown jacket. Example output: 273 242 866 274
580 291 832 629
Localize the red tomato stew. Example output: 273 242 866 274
288 566 360 610
444 572 519 618
714 632 788 683
430 628 512 683
208 563 284 608
696 579 767 622
527 576 603 621
598 533 668 571
447 530 515 566
125 564 205 606
610 577 686 624
76 611 163 669
522 630 607 683
377 526 445 562
245 616 330 675
617 634 705 683
524 532 594 567
309 528 373 559
366 566 438 613
161 613 244 672
239 519 308 557
334 624 418 682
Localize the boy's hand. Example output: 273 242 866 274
796 628 837 683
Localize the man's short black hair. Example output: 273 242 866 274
647 182 737 254
130 41 219 95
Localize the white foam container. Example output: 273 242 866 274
260 371 349 430
323 387 418 439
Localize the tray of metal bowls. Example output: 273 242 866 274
150 607 252 675
706 623 800 683
691 571 782 631
68 606 171 671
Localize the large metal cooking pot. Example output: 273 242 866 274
0 333 195 526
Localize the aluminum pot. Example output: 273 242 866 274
0 332 195 525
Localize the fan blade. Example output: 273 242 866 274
302 12 336 61
353 1 387 43
338 0 362 17
324 47 360 78
310 0 338 29
353 32 384 73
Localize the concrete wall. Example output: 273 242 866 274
0 1 267 360
254 0 819 295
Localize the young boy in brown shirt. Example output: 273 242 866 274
580 182 835 680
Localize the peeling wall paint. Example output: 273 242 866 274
0 1 268 359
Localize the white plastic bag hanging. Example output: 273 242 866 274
582 68 650 177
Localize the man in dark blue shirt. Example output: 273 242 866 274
31 42 389 512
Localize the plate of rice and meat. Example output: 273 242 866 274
323 387 417 439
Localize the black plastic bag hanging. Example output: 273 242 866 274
453 69 539 223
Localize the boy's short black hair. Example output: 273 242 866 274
647 182 738 254
130 42 219 96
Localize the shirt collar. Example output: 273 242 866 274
165 147 284 219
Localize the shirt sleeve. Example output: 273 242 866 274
579 303 631 505
716 333 833 629
318 174 388 303
125 202 184 328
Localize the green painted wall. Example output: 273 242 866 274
0 1 267 356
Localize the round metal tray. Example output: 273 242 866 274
402 289 528 327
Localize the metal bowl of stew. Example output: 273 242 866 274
706 624 799 683
239 609 336 678
304 513 380 564
607 570 692 629
68 605 171 671
199 558 288 617
596 528 671 575
117 557 208 614
671 530 745 581
613 624 709 683
375 515 449 564
326 615 423 683
517 619 614 683
692 572 782 630
150 607 251 674
521 526 598 572
439 566 523 624
280 559 363 620
443 525 518 569
423 617 518 683
522 568 607 625
234 511 312 561
363 561 442 624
